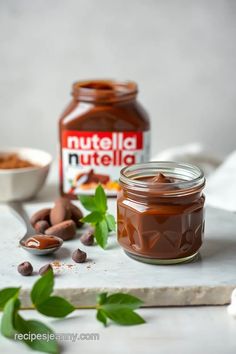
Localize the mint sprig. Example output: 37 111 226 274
79 185 116 249
0 273 146 353
96 293 145 326
31 269 75 317
0 270 74 353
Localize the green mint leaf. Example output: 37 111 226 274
79 195 97 211
105 214 116 232
103 308 145 326
103 293 143 310
31 269 54 306
1 297 20 337
94 185 107 213
15 314 59 354
97 292 108 306
95 219 109 249
96 309 107 326
0 287 20 310
81 211 104 224
36 296 75 318
96 292 145 326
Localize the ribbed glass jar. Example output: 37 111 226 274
117 162 206 264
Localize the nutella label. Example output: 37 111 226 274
61 130 150 195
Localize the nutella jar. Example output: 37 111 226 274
117 162 206 264
59 80 150 197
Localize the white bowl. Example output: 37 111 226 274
0 147 52 202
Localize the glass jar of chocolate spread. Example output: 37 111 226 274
59 80 150 197
117 162 206 264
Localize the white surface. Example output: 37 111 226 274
0 171 236 307
0 307 236 354
1 1 236 156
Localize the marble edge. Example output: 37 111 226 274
18 285 236 308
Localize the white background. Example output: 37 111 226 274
0 0 236 158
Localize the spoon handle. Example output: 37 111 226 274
7 201 36 239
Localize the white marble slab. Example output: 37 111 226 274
0 179 236 308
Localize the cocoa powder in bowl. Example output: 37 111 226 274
0 153 38 169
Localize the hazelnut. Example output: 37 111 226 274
39 264 53 276
17 261 33 276
72 248 87 263
80 230 94 246
30 208 51 227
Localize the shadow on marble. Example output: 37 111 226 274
51 246 72 260
50 314 80 325
201 238 236 259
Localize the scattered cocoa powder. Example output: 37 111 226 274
51 260 61 268
66 264 75 269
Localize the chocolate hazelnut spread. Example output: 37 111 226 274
150 173 175 184
117 162 206 264
59 80 150 197
25 235 61 249
141 173 177 184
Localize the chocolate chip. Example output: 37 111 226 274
50 199 72 225
45 220 77 241
17 261 33 276
34 220 50 234
30 208 51 227
72 248 87 263
80 230 94 246
39 264 53 275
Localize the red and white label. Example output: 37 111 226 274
61 130 150 195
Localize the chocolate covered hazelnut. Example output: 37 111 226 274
72 248 87 263
70 203 84 228
80 230 94 246
30 208 51 227
71 205 83 228
50 198 72 225
45 220 77 241
39 264 53 275
34 220 50 234
17 261 33 276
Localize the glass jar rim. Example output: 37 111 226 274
119 161 205 196
72 79 138 103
